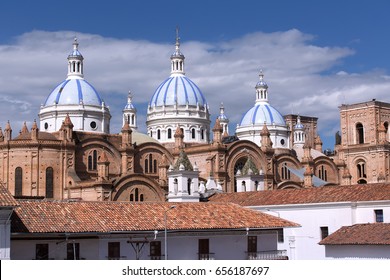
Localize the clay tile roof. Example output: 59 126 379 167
0 186 18 207
11 201 299 234
319 223 390 245
209 183 390 206
13 132 58 141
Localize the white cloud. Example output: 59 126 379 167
1 29 390 149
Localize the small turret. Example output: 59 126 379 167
174 125 184 148
31 120 39 141
4 121 12 142
212 118 223 144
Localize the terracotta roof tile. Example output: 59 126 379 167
209 183 390 206
12 201 299 234
319 223 390 245
0 186 18 207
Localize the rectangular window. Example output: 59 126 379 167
198 239 210 260
277 228 284 243
36 244 49 260
375 209 384 223
247 236 257 253
320 226 329 240
108 242 120 260
67 242 80 260
150 241 161 260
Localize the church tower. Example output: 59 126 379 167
336 99 390 184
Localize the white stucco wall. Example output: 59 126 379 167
324 245 390 259
0 209 13 260
251 200 390 260
11 231 278 260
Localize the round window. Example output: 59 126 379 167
90 121 97 129
44 123 48 130
280 139 285 146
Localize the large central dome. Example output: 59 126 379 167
146 30 210 145
44 79 102 106
149 74 207 107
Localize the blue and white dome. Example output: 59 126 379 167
239 103 285 126
236 71 289 148
39 38 111 134
146 29 210 144
149 75 207 107
44 79 103 106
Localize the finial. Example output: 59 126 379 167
73 37 79 50
128 91 133 103
259 69 264 81
175 26 180 47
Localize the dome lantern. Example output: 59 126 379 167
67 37 84 79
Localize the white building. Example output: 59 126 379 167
319 223 390 259
0 186 18 260
10 200 298 260
210 183 390 259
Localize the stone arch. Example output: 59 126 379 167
76 137 121 179
225 140 266 192
112 174 166 202
277 181 302 189
274 153 301 183
313 156 339 184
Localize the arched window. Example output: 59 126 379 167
88 150 98 171
191 128 196 139
356 123 364 144
357 161 367 184
46 167 54 198
234 159 246 192
201 129 204 140
187 178 192 195
157 129 161 140
281 163 290 180
130 188 144 202
15 167 22 196
318 165 328 181
144 158 149 173
167 128 172 139
145 154 157 174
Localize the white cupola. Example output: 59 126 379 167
123 91 137 130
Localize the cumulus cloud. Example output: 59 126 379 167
1 29 390 149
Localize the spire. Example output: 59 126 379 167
218 102 229 136
67 37 84 79
174 150 193 171
123 91 137 130
31 119 39 141
4 121 12 141
63 114 74 128
255 70 269 104
170 27 185 75
21 122 29 134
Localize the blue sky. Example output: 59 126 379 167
1 0 390 149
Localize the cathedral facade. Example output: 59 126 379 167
2 34 384 203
